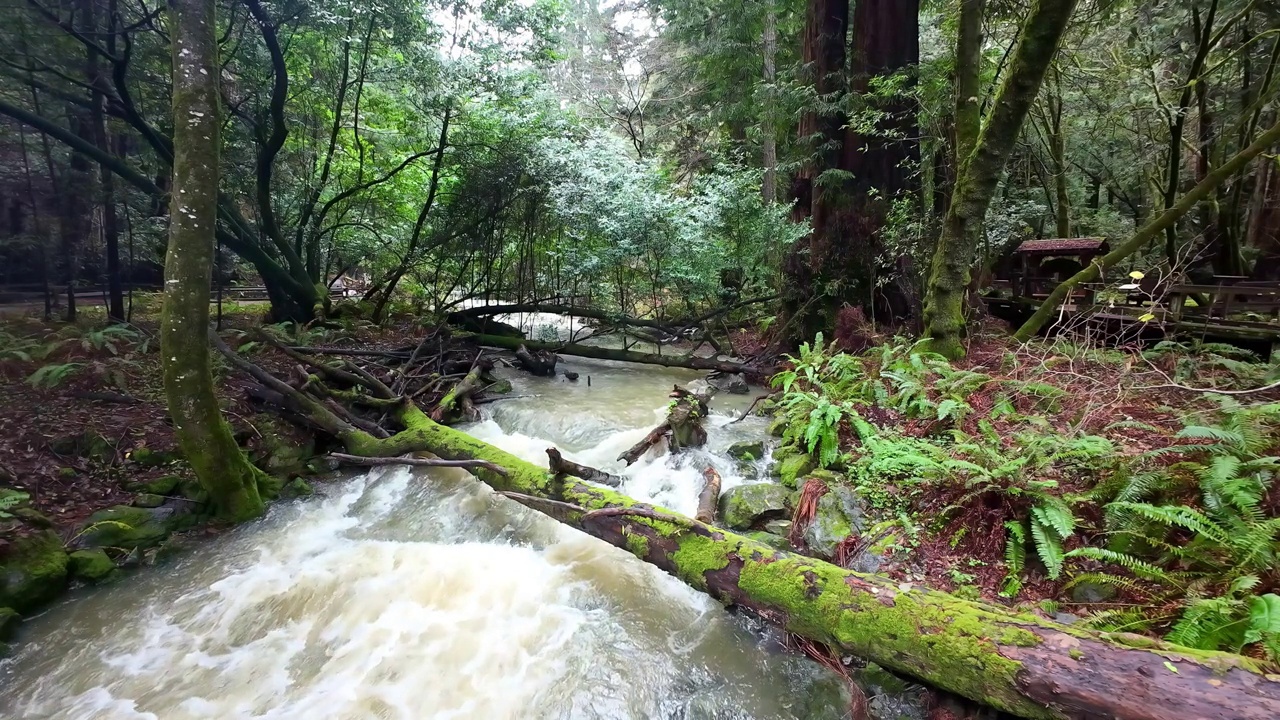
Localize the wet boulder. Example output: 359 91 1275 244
745 531 791 552
725 440 766 462
68 549 117 583
771 445 815 488
802 483 866 559
74 506 173 551
708 372 749 394
718 483 791 530
0 530 69 613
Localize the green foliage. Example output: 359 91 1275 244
0 489 30 519
27 362 84 389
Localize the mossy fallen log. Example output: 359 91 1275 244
468 333 760 375
216 336 1280 719
343 407 1280 720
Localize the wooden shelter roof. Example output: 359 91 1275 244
1015 238 1108 254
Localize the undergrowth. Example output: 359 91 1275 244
771 335 1280 662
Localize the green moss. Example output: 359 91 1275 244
76 506 172 550
68 549 117 582
1068 648 1085 661
0 531 69 613
726 440 765 461
776 453 816 488
718 483 790 530
670 533 732 592
767 416 788 438
133 494 166 508
129 475 181 495
624 531 649 558
0 607 18 640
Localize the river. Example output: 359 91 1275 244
0 353 857 719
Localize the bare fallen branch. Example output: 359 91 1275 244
328 452 509 476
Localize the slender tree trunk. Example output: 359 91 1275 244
1016 117 1280 340
761 1 778 205
1247 154 1280 279
162 0 266 521
1162 0 1218 264
92 0 125 322
954 0 985 165
922 0 1080 358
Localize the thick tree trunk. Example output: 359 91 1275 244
781 0 919 342
471 333 761 375
161 0 265 521
1015 117 1280 340
922 0 1080 358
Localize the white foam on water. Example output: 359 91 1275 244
0 369 845 720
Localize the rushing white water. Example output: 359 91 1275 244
0 357 848 720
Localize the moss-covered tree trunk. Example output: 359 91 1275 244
1014 117 1280 341
347 407 1280 719
922 0 1079 358
161 0 265 522
214 338 1280 718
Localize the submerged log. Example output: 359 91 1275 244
513 343 558 376
470 333 761 376
696 467 721 524
215 338 1280 720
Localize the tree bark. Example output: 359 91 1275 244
471 333 761 375
161 0 266 521
1015 117 1280 340
761 1 778 205
922 0 1080 358
696 466 721 524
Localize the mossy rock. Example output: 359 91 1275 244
75 506 173 551
128 475 181 495
745 531 791 552
775 453 816 488
802 484 866 559
280 478 313 499
771 444 800 462
734 461 760 480
725 440 765 462
49 431 115 463
178 477 210 505
11 507 53 530
0 530 69 613
718 483 791 530
0 607 18 640
764 519 793 536
766 416 788 438
251 417 317 478
132 494 166 509
1070 579 1117 604
68 549 117 582
129 447 177 468
152 535 198 566
487 378 514 395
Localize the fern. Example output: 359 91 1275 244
27 362 84 389
0 490 29 519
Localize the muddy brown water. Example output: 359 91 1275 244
0 354 857 719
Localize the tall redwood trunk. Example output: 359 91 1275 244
781 0 918 345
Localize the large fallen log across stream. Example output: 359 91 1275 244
213 333 1280 720
468 332 761 375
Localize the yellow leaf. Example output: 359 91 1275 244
1138 313 1156 322
1129 271 1145 280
